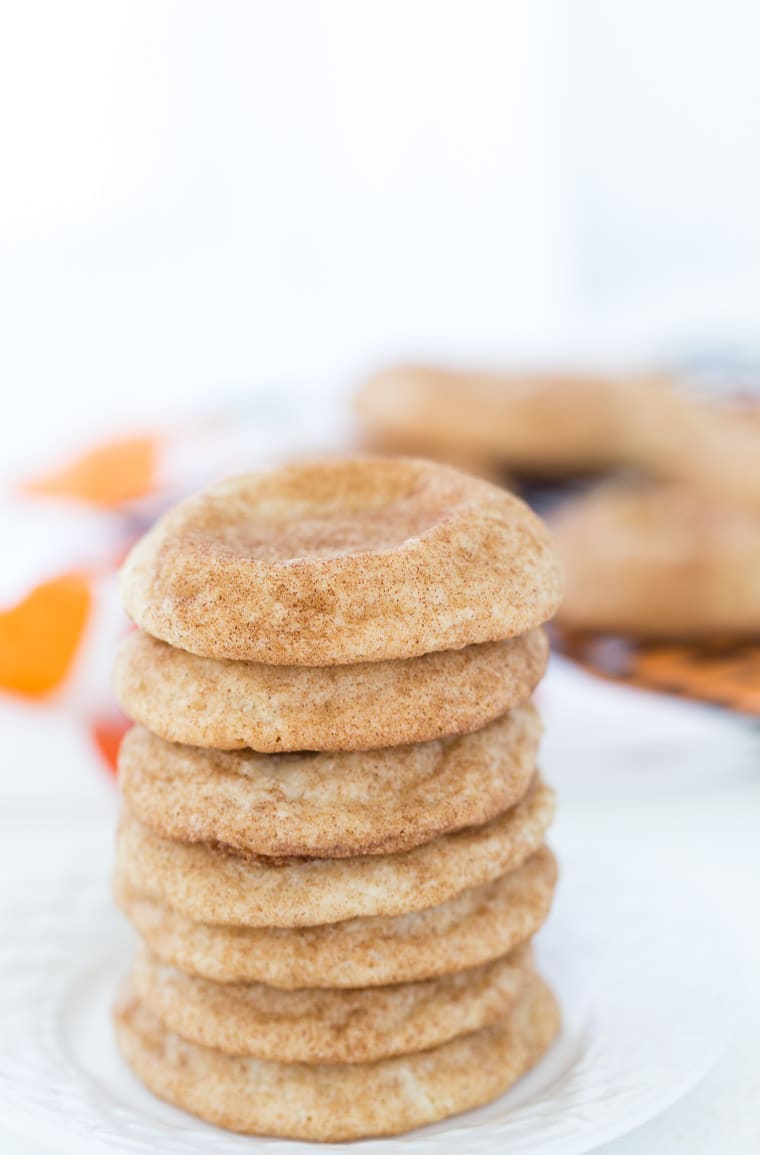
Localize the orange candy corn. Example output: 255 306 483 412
0 574 91 697
23 435 159 508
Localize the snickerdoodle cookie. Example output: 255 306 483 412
118 703 541 858
130 943 533 1064
356 365 687 476
114 973 560 1141
120 457 563 664
553 482 760 637
113 627 548 751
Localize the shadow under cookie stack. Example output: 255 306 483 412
111 456 565 1142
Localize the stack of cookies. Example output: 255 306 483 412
111 457 565 1142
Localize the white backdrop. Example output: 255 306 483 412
2 0 760 461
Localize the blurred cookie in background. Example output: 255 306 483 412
653 397 760 510
552 482 760 639
354 364 692 480
353 368 483 482
357 363 760 716
550 481 760 714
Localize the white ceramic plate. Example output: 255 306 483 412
0 839 734 1155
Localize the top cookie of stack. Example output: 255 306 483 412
112 456 565 1142
115 456 563 751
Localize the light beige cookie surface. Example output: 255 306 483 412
114 628 548 751
130 943 533 1064
114 973 559 1141
554 483 760 637
652 399 760 509
118 704 541 859
356 366 685 475
115 846 557 988
120 457 563 664
116 776 554 927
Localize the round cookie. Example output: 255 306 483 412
553 483 760 638
355 366 686 475
115 846 557 989
118 704 541 859
114 628 548 752
114 973 559 1141
119 457 564 664
130 943 533 1064
116 776 554 927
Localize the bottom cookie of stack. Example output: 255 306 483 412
115 970 559 1142
114 846 559 1139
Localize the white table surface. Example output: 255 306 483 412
1 658 758 1155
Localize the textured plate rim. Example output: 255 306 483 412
0 845 737 1155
